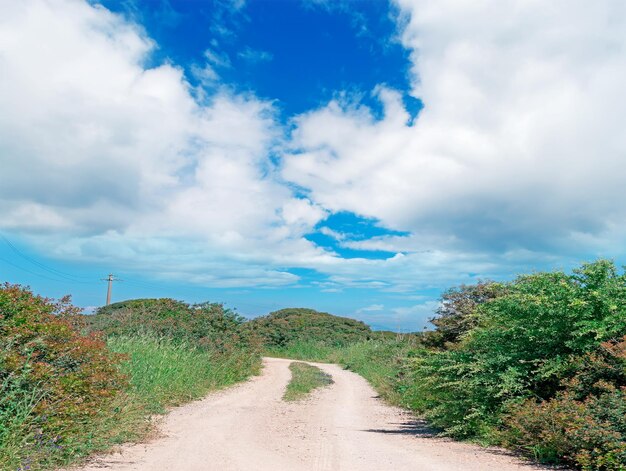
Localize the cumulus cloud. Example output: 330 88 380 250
283 0 626 266
0 0 326 287
3 0 626 297
390 300 440 331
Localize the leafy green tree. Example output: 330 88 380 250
423 281 503 349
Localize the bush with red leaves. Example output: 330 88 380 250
0 283 126 464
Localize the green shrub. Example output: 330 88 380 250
0 283 128 469
404 260 626 467
502 337 626 469
88 298 259 354
503 389 626 469
421 281 504 349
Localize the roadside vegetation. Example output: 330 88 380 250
283 362 333 401
2 258 625 470
0 289 261 470
409 260 626 469
260 260 626 470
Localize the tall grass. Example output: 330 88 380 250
0 377 145 471
0 374 44 469
333 339 420 407
108 335 261 413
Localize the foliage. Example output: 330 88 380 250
501 337 626 469
4 259 624 469
108 335 261 413
0 283 128 469
1 290 262 470
421 281 504 349
405 260 626 468
89 298 259 354
248 307 372 349
283 362 333 401
334 338 423 407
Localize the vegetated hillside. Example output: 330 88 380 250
89 297 262 410
88 298 259 354
247 307 372 348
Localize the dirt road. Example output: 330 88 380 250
77 357 547 471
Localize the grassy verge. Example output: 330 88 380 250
283 362 333 401
332 339 421 408
109 335 260 413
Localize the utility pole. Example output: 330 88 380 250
103 274 117 306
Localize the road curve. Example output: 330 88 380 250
75 357 549 471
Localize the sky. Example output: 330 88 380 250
1 0 626 331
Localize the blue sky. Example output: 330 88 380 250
1 0 626 330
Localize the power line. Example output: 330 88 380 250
0 233 96 284
0 256 77 283
0 235 268 310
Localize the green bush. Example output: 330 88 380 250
404 260 626 468
0 284 128 469
502 337 626 469
89 298 259 354
421 281 504 349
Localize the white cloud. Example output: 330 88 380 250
355 300 439 331
3 0 626 297
391 300 440 331
319 227 346 241
0 0 327 287
283 0 626 265
204 48 232 69
357 303 384 313
238 47 273 63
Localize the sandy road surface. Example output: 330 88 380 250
75 357 550 471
